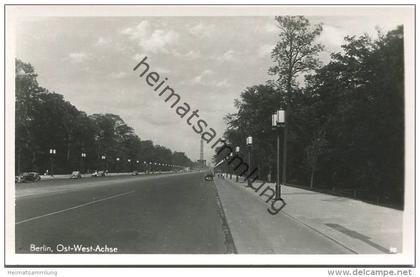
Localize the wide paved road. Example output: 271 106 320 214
15 172 230 254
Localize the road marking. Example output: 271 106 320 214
16 190 135 225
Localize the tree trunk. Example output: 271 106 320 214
287 75 292 98
66 143 70 161
17 148 22 175
31 150 37 171
310 167 315 189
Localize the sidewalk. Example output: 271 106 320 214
214 175 402 254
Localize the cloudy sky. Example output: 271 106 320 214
16 15 404 163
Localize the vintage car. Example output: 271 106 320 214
70 171 82 179
204 173 214 181
19 172 41 183
91 170 106 177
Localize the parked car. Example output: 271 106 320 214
70 171 82 179
91 170 106 177
204 173 214 181
131 170 139 176
20 172 41 183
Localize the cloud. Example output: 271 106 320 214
94 37 111 47
131 54 170 73
142 29 179 54
202 69 214 75
214 79 231 88
263 22 278 33
188 22 216 38
133 53 144 61
190 69 214 85
173 49 202 60
155 67 170 74
318 25 347 50
67 52 89 63
121 20 179 54
142 112 179 126
217 49 236 62
109 71 128 79
184 50 202 59
258 44 275 58
187 70 232 88
121 21 149 40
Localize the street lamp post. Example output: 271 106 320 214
101 155 106 172
246 136 253 186
235 146 240 182
128 159 131 172
81 152 87 173
229 152 233 179
272 110 286 200
116 157 120 173
224 156 229 178
49 149 56 176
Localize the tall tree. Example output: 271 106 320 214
217 25 404 208
15 59 44 173
269 16 324 98
15 60 193 175
306 26 404 204
267 16 324 185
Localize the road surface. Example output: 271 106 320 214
15 172 350 254
15 172 228 254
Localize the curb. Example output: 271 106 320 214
213 181 238 254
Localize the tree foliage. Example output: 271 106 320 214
269 16 324 96
217 22 404 208
15 59 193 174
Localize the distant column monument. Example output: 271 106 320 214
197 138 206 167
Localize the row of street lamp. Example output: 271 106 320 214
224 109 287 200
47 148 184 175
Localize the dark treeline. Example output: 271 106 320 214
15 59 193 175
214 17 404 208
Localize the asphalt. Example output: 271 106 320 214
15 172 368 255
15 171 229 254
